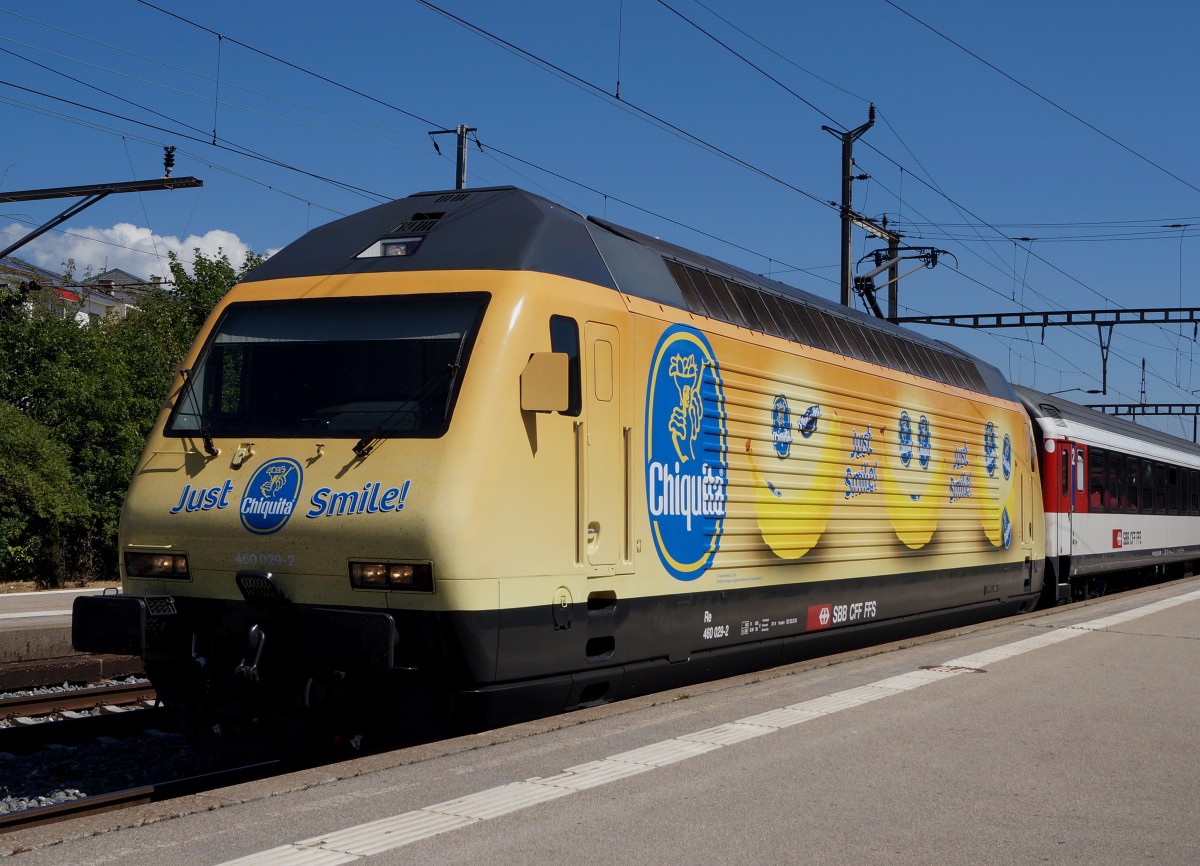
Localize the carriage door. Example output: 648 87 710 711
585 322 622 570
1055 442 1074 558
1058 442 1088 555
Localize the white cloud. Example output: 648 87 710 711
0 222 265 280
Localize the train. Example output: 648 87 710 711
1017 385 1200 601
72 186 1200 750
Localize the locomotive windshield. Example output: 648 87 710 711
166 293 488 440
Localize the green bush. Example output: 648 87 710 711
0 248 262 586
0 401 89 585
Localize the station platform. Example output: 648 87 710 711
4 577 1200 864
0 588 139 688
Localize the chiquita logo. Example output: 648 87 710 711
645 324 728 581
240 458 304 536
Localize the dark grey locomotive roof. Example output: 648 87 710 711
245 185 1013 401
1014 384 1200 459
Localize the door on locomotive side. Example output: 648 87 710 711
585 321 624 571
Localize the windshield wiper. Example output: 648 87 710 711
179 367 219 457
352 362 460 457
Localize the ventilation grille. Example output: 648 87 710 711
392 211 445 234
1039 403 1068 428
663 257 988 395
435 192 470 203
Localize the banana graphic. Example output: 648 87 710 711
979 421 1016 549
749 398 841 559
880 406 945 549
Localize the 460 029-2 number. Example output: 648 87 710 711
233 552 296 568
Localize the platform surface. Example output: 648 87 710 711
5 578 1200 865
0 588 108 663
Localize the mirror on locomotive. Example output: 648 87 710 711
521 352 570 413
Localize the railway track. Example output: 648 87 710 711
0 681 157 722
0 761 281 833
0 682 271 835
0 682 164 754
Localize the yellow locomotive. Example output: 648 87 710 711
74 187 1043 749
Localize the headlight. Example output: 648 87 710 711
349 561 433 592
125 551 190 580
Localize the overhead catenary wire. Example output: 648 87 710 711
5 1 1194 417
659 1 1200 402
122 0 839 276
880 0 1200 198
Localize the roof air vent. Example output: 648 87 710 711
1039 403 1068 428
391 211 445 234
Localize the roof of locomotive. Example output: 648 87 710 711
244 185 1014 401
1014 384 1200 460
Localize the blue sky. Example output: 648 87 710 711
3 1 1200 436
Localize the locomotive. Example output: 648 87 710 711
72 186 1195 749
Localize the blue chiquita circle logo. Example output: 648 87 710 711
1002 433 1012 481
645 325 727 581
240 457 304 536
1001 506 1012 549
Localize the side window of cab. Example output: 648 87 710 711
549 315 581 417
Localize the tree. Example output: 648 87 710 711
168 247 264 339
0 248 261 585
0 398 89 585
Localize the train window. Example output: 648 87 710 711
797 306 834 355
829 316 868 362
872 332 902 369
928 349 948 384
692 270 732 321
821 314 858 359
663 260 710 317
946 356 986 392
1167 465 1180 514
167 294 489 440
912 345 939 383
550 316 582 417
894 339 926 381
722 279 763 331
713 275 747 323
767 294 806 344
1192 470 1200 514
1154 463 1167 514
1139 460 1154 513
1123 456 1139 513
787 299 825 347
1105 452 1119 512
923 348 953 387
1088 447 1106 512
853 324 887 367
744 287 785 338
